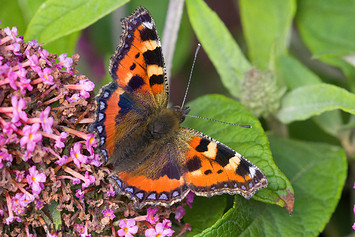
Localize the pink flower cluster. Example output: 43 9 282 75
73 192 194 236
116 207 175 237
0 24 99 234
144 207 175 237
115 195 194 237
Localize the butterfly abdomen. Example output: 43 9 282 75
108 107 182 172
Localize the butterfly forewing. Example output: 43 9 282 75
179 128 268 199
109 6 168 110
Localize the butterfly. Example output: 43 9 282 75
90 6 268 209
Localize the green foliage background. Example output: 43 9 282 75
1 0 353 236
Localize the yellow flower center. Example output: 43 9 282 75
124 227 129 233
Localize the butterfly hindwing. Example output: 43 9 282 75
91 82 147 161
108 141 190 209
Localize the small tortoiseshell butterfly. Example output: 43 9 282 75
90 6 268 209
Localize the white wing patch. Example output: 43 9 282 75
143 21 154 29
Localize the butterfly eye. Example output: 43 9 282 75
173 105 181 112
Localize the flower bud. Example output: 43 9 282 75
240 69 286 118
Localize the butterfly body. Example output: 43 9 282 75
90 6 268 209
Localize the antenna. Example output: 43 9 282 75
181 44 251 129
186 114 252 128
181 43 201 108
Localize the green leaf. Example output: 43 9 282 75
24 0 129 44
277 54 321 90
277 84 355 123
296 0 355 88
185 0 252 98
239 0 296 70
195 137 347 236
312 110 343 137
20 0 46 24
184 94 293 210
49 200 62 230
185 195 227 237
276 55 343 136
296 0 355 57
0 0 27 33
44 31 80 56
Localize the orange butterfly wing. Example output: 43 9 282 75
180 128 268 199
109 6 168 110
90 7 168 162
109 141 190 209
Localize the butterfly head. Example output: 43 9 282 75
173 106 191 123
